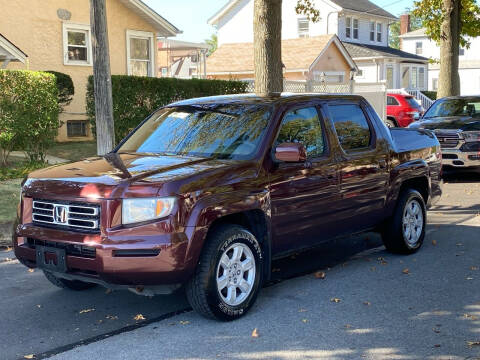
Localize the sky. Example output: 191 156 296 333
143 0 415 43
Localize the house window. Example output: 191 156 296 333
325 71 345 83
67 120 88 137
416 42 423 55
298 17 309 37
432 78 438 91
401 65 427 89
63 23 92 65
370 22 375 41
346 17 352 38
127 30 154 77
459 48 465 56
377 23 382 42
353 19 359 39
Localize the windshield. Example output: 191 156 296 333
117 104 272 160
424 98 480 118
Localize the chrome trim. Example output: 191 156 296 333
32 200 100 230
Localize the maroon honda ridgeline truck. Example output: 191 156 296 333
14 94 442 320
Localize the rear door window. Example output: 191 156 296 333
405 97 421 109
328 104 373 152
387 96 399 106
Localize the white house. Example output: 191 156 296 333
400 26 480 95
208 0 429 91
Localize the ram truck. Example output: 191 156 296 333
14 94 442 320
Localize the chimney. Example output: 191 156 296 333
400 14 411 35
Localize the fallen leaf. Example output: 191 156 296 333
433 327 441 333
432 240 437 246
314 271 326 279
344 324 353 329
402 268 410 275
298 308 307 313
433 344 441 348
251 328 259 337
79 308 95 314
381 260 388 265
363 301 371 306
456 243 463 247
105 315 118 320
24 355 34 359
470 266 479 271
133 314 145 321
466 341 480 347
302 319 308 323
179 320 190 325
105 289 112 294
370 266 376 271
97 320 103 324
466 277 474 280
27 268 34 273
331 298 341 303
36 305 41 308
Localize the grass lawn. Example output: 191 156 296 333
0 179 22 225
47 141 97 162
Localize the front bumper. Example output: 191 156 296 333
441 148 480 168
13 220 203 292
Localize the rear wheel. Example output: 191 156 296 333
385 119 396 128
186 224 263 321
43 271 96 291
382 189 426 254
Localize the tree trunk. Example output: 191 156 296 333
90 0 115 155
438 0 461 97
254 0 283 95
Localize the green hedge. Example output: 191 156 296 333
421 91 437 100
86 76 248 142
0 70 59 166
45 70 75 109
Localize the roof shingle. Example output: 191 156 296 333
343 42 428 61
330 0 397 19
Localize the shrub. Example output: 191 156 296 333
421 91 437 100
0 70 60 165
45 70 75 110
87 76 248 142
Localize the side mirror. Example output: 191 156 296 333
274 142 307 162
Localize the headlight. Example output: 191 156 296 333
122 197 176 225
462 131 480 142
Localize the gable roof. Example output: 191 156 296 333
329 0 397 20
118 0 181 36
343 42 428 62
207 35 357 74
208 0 397 25
399 28 427 38
0 33 27 63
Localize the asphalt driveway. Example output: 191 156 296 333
2 171 480 360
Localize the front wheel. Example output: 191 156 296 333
186 224 263 321
382 189 426 254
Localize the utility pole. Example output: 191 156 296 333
90 0 115 155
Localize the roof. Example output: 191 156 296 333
0 33 27 63
344 42 429 62
208 0 397 25
329 0 397 20
170 93 366 107
118 0 181 36
207 35 357 75
399 28 427 38
158 39 209 51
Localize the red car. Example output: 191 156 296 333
386 93 424 128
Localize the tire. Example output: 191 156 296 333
186 224 264 321
43 271 96 291
382 189 426 254
385 119 396 128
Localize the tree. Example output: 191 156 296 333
413 0 480 97
205 33 218 57
389 9 422 49
90 0 115 155
253 0 319 95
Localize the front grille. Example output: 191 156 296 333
32 199 100 232
441 153 458 159
435 131 460 149
26 238 96 258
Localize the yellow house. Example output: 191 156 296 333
206 34 357 84
0 0 180 142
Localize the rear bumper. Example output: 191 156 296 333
13 221 202 290
441 149 480 168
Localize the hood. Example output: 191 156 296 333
410 116 480 131
23 153 234 199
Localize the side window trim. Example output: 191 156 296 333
326 101 377 155
272 104 329 161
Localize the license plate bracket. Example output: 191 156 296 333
36 245 67 273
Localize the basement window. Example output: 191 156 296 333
67 120 88 137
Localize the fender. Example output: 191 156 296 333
182 189 272 281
